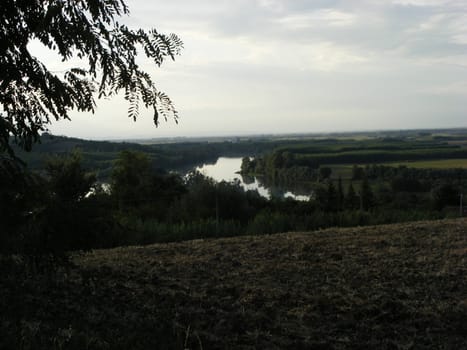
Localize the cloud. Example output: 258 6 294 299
277 9 356 29
418 80 467 95
47 0 467 138
390 0 465 7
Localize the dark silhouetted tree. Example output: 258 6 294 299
345 182 359 210
360 176 374 210
319 167 332 181
352 165 365 180
431 182 459 210
0 156 45 252
0 0 183 155
45 150 96 202
111 150 152 209
41 151 108 252
337 176 345 211
325 181 338 212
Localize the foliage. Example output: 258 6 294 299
248 138 467 182
0 0 182 155
0 156 46 253
111 150 153 209
4 146 457 251
45 150 96 202
337 176 344 210
431 182 461 210
319 166 332 180
1 152 120 258
360 175 374 211
3 131 467 256
345 182 359 210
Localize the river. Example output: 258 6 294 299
195 157 311 201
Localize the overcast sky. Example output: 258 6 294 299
44 0 467 139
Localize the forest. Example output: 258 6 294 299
2 130 467 259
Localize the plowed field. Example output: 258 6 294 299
2 219 466 349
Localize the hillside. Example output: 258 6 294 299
12 133 278 178
1 219 466 349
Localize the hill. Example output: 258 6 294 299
13 134 221 177
1 219 466 349
12 133 282 178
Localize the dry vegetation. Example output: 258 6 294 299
2 219 466 349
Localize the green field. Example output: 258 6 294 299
328 165 354 180
328 158 467 178
384 159 467 169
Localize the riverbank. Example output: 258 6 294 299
1 218 466 349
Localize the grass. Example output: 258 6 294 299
329 165 354 180
327 159 467 179
385 158 467 169
1 218 466 349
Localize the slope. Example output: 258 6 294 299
1 219 466 349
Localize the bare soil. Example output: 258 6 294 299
2 219 466 349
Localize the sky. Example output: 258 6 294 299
41 0 467 139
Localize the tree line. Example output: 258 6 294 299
2 148 464 263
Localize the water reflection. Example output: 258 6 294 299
195 157 311 201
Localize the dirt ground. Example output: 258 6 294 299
1 219 466 349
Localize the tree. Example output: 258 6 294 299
360 176 374 210
319 167 332 181
45 150 96 202
352 165 365 180
240 157 253 174
431 182 459 210
1 151 112 254
265 151 284 181
325 181 338 212
0 156 46 251
0 0 183 155
41 151 110 252
111 150 152 209
345 182 359 210
337 176 345 211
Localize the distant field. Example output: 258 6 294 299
329 165 354 179
327 159 467 178
448 140 467 146
385 159 467 169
